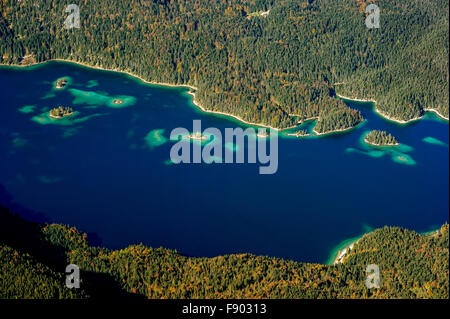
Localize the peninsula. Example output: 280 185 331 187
49 106 74 119
4 0 447 130
364 130 399 147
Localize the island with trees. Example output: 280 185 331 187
256 130 270 138
285 129 309 138
55 78 68 89
313 106 364 135
49 106 74 119
364 130 399 146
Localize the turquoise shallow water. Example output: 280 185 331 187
0 61 448 263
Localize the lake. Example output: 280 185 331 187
0 61 448 264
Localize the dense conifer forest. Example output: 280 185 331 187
1 204 448 299
0 0 448 130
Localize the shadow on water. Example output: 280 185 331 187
0 184 48 223
0 184 128 298
0 201 144 299
0 184 103 247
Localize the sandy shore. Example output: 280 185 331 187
286 115 364 137
375 108 424 124
49 113 74 119
333 225 444 265
424 108 449 121
185 91 298 131
336 93 449 123
334 243 355 264
332 235 367 265
1 58 198 90
313 127 354 136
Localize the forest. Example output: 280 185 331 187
49 106 74 118
1 204 448 299
364 130 398 146
0 0 447 131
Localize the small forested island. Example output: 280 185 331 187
112 99 124 105
364 130 399 146
0 204 448 299
55 78 68 89
294 129 309 137
183 132 208 141
256 130 270 138
49 106 74 119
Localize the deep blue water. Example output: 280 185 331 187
0 61 448 263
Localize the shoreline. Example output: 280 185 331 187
0 59 297 132
334 242 355 264
335 93 449 123
326 224 374 265
0 59 365 134
49 112 74 119
0 59 198 90
3 60 448 127
328 236 363 265
284 133 311 138
424 108 449 121
375 108 424 124
185 91 297 132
